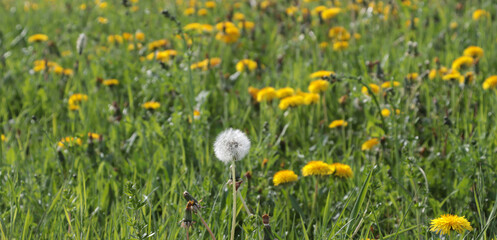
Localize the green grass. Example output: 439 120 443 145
0 0 497 239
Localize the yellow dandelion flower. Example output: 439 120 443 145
279 95 305 110
68 104 80 111
236 59 258 72
450 21 458 29
430 214 472 235
312 6 327 15
328 27 349 39
333 41 349 51
190 58 222 70
310 70 335 79
442 72 463 82
54 66 64 75
301 8 310 17
285 6 298 16
184 7 195 15
108 35 123 44
276 87 295 99
483 76 497 90
381 108 391 117
361 138 379 151
193 109 201 120
380 81 400 88
63 69 73 76
184 23 202 31
103 79 119 86
238 21 255 30
148 39 169 51
361 84 380 96
337 32 351 41
405 18 419 27
260 0 271 10
300 92 320 105
88 132 101 140
319 42 329 49
439 67 449 75
28 34 48 43
142 101 160 110
57 137 82 149
321 8 341 20
98 2 108 9
215 21 236 30
330 163 353 178
273 170 298 186
79 3 87 10
147 50 178 62
68 93 88 106
302 161 334 176
1 134 5 142
39 60 59 69
429 69 437 80
197 8 208 16
463 46 484 59
256 87 277 102
248 87 259 100
205 1 216 8
135 32 145 41
97 17 108 24
215 26 240 43
201 24 214 32
329 120 348 129
233 12 245 21
452 56 474 71
308 80 330 93
122 32 133 41
472 9 490 21
406 73 419 80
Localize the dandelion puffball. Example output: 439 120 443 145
214 128 251 163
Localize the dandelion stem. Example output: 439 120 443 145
197 212 216 240
186 227 190 240
312 180 319 217
230 163 237 240
322 93 328 124
237 190 253 216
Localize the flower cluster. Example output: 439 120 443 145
57 136 82 149
272 160 353 187
33 60 73 76
68 93 88 111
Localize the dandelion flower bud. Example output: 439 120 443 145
76 33 87 55
180 201 195 228
214 128 251 163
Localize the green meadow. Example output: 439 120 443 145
0 0 496 239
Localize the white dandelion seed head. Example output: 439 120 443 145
214 128 251 164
